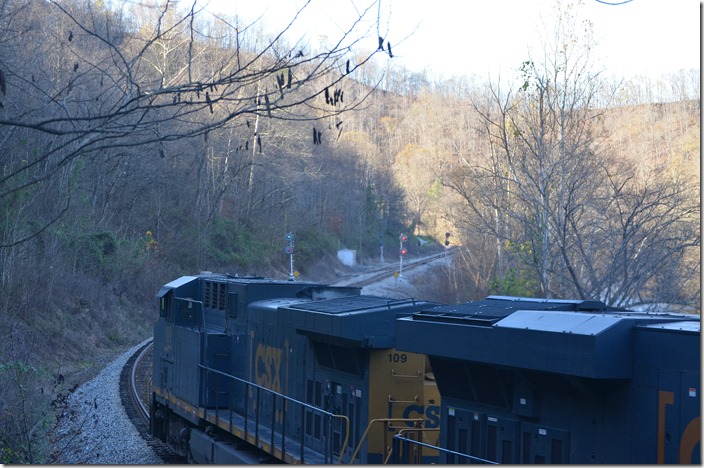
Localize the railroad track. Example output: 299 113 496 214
334 247 458 288
121 341 185 463
131 342 151 422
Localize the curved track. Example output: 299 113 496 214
121 341 185 464
131 342 151 422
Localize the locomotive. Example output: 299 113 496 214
150 272 442 464
150 273 701 464
392 296 701 464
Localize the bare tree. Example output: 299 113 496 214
591 159 700 308
0 0 389 290
0 0 382 232
444 1 700 306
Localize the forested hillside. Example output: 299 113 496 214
0 1 699 462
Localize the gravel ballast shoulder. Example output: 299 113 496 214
50 339 163 464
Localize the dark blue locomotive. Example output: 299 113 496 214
150 273 700 464
150 273 441 464
393 296 701 464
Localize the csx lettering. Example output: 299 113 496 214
255 343 283 393
658 390 701 464
402 404 441 429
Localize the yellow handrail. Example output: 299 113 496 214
333 413 350 464
349 418 424 464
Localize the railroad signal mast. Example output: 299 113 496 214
399 233 407 278
445 231 451 257
285 232 295 281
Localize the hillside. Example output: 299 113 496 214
0 1 698 463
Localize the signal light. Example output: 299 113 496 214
285 232 294 255
401 248 407 255
401 234 407 242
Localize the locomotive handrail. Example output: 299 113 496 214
387 394 420 403
383 427 439 464
349 417 424 464
390 433 498 464
390 369 422 378
198 364 350 464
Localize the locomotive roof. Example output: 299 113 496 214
158 275 198 296
412 295 620 324
278 295 439 348
289 294 421 315
638 319 700 333
395 295 700 379
196 271 329 286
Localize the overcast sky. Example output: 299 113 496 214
207 0 700 81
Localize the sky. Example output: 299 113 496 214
206 0 700 81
